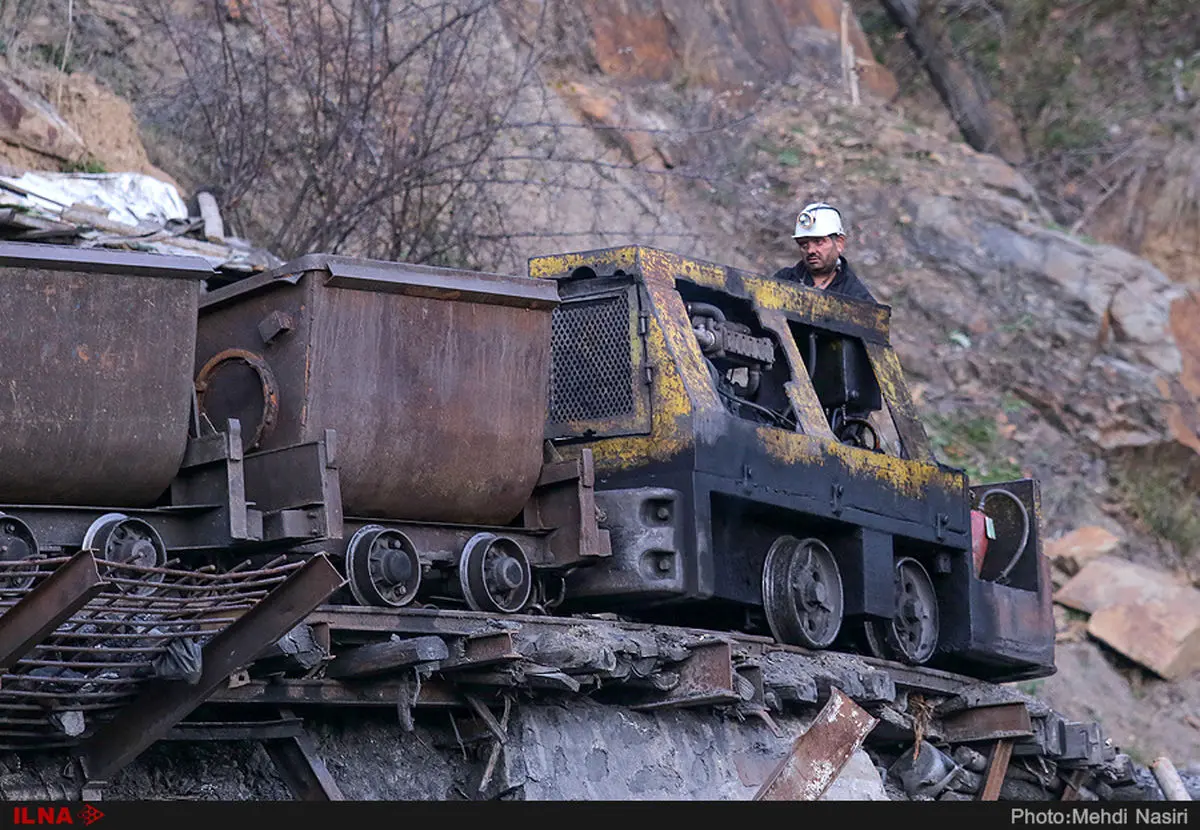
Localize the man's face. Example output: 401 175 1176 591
795 234 845 276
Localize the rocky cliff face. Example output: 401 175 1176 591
3 0 1197 568
1 0 1199 769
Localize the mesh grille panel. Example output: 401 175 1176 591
549 293 634 423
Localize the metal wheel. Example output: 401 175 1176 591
869 556 939 665
458 533 532 614
345 525 422 608
83 513 166 569
761 536 844 649
83 513 167 594
0 513 40 591
862 618 890 660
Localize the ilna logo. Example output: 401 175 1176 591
11 805 104 826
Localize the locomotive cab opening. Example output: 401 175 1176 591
789 320 890 453
675 282 795 431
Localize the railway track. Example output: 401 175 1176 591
0 551 1143 801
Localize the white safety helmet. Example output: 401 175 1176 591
792 202 844 239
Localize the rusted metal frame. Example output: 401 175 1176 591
862 340 934 462
124 557 297 646
979 738 1015 801
77 554 344 784
207 677 464 708
242 431 343 544
754 688 879 800
323 265 558 311
333 517 553 572
522 449 612 565
440 632 521 672
0 506 216 560
0 551 108 671
856 655 973 697
263 709 344 801
306 607 503 638
639 264 723 417
0 240 215 278
941 702 1033 743
755 309 836 439
169 420 259 548
1060 768 1088 801
43 558 294 685
629 640 741 711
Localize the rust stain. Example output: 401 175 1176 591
754 687 877 801
76 345 90 362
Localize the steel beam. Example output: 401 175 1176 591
942 702 1033 743
0 551 107 671
441 632 520 671
264 710 344 801
77 554 344 783
980 738 1015 801
629 640 742 711
754 687 878 800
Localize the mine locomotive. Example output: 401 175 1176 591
0 241 1054 685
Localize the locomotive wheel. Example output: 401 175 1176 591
345 525 422 608
83 513 167 594
458 533 532 614
864 556 940 665
0 513 40 591
83 513 167 569
862 618 889 660
761 536 843 649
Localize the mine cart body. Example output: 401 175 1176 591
0 242 206 506
196 254 559 525
529 246 1055 681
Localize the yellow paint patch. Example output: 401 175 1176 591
757 426 963 499
590 310 695 470
527 247 639 280
744 275 890 338
640 248 727 288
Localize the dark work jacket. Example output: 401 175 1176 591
770 256 876 303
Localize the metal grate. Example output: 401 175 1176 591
549 293 634 423
0 555 304 750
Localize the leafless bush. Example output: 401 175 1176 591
131 0 757 271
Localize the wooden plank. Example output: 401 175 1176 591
753 687 878 801
979 738 1014 801
325 636 449 679
197 192 225 242
209 677 464 708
